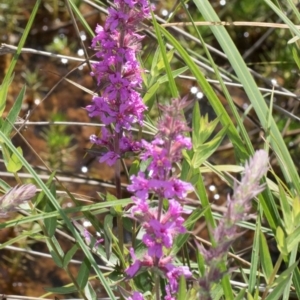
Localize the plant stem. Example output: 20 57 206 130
115 131 124 254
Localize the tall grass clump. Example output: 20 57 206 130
1 0 300 299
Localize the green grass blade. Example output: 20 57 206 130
292 267 300 299
248 218 260 293
67 0 94 37
44 183 58 237
0 198 132 229
44 285 77 294
77 258 91 289
0 0 41 117
282 247 297 300
151 11 178 98
264 0 300 40
193 0 300 197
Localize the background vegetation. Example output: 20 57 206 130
0 0 300 299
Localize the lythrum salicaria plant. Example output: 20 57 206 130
85 0 271 299
85 0 194 298
86 0 152 254
125 98 194 299
86 0 151 166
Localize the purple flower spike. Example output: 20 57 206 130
86 0 150 165
126 98 194 298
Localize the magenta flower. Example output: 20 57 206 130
164 178 194 200
166 266 192 293
125 248 153 277
143 219 174 257
99 151 120 166
127 172 150 201
127 291 144 300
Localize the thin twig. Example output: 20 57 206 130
3 245 113 271
161 21 300 29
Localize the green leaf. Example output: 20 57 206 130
0 76 14 118
259 231 274 282
0 227 42 249
157 66 189 84
276 226 288 256
0 179 11 193
84 282 97 300
46 238 63 268
282 247 297 300
235 289 246 300
292 47 300 69
196 248 205 276
264 0 300 41
195 167 216 238
106 192 117 202
129 159 140 177
0 198 132 230
104 213 114 259
292 267 300 299
156 49 175 71
292 196 300 225
192 101 201 147
192 102 223 148
107 192 122 214
1 85 26 139
265 262 298 300
44 183 57 237
143 81 159 108
44 285 77 294
34 171 56 208
7 146 23 173
150 46 161 78
278 182 293 234
77 258 91 289
144 66 189 112
197 114 222 146
63 244 79 268
177 275 186 300
192 126 227 168
286 225 300 253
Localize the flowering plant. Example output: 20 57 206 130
85 1 272 299
125 98 194 299
86 0 151 166
3 0 298 299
